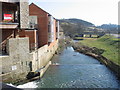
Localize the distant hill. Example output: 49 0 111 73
97 24 119 34
97 24 118 30
59 18 119 37
59 18 102 37
60 18 94 27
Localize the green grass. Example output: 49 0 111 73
80 35 120 65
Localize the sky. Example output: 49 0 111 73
29 0 119 26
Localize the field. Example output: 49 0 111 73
79 35 120 65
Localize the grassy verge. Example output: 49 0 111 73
79 35 120 65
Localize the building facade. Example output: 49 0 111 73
0 0 29 54
0 1 60 83
29 3 59 48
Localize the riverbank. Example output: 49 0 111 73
68 37 120 78
72 43 120 78
80 35 119 65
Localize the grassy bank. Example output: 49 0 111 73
79 35 119 65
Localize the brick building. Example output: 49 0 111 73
29 3 59 49
0 1 60 83
0 2 59 53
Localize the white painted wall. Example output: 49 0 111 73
48 15 54 42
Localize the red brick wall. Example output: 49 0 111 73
2 29 26 42
25 30 36 48
1 29 36 48
29 3 48 48
18 30 26 37
2 29 19 40
14 29 37 49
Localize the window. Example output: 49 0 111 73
29 16 38 29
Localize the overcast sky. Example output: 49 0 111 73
29 0 119 26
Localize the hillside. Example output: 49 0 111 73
59 19 119 38
59 18 104 38
97 24 118 30
97 24 119 34
60 18 94 27
59 18 94 37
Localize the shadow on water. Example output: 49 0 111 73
17 47 120 88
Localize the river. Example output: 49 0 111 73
17 47 120 89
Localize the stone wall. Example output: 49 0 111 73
20 1 29 29
0 37 31 83
31 40 58 77
0 38 59 83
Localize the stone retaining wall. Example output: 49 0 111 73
0 38 58 83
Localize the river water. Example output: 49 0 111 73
17 47 120 89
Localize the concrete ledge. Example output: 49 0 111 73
40 61 51 78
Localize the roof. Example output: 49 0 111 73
29 3 58 20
